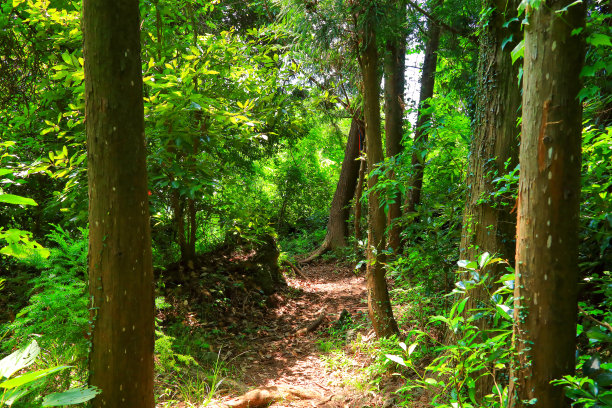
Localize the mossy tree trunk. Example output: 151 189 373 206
84 0 154 405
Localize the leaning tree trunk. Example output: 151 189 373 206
84 0 154 405
301 114 364 262
457 0 521 399
405 11 441 214
360 10 399 338
384 0 406 253
509 1 585 406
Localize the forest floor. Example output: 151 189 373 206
198 261 403 408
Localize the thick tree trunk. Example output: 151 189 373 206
509 1 585 406
457 0 521 399
301 114 364 262
405 14 441 214
84 0 154 406
360 14 399 338
384 0 406 253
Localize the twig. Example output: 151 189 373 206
578 305 612 333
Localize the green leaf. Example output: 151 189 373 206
511 40 524 64
478 252 491 268
407 342 418 357
502 35 514 50
457 297 469 315
1 385 34 405
0 194 38 206
0 341 40 379
42 386 101 406
385 354 406 366
0 366 70 389
587 33 612 47
496 304 513 321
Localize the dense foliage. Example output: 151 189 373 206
0 0 609 407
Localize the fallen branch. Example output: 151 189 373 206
295 308 326 336
215 385 322 408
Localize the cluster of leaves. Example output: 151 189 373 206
0 341 99 407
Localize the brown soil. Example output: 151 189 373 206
203 261 402 408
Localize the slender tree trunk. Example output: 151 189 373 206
84 0 154 405
457 0 521 399
384 0 406 253
302 114 364 262
354 149 367 250
405 12 441 213
509 1 585 406
360 10 399 338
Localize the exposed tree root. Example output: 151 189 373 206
214 385 322 408
281 260 308 279
299 238 331 264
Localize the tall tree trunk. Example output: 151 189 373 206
384 0 406 253
457 0 521 399
509 1 585 406
302 114 364 262
84 0 154 405
360 10 399 338
405 12 441 213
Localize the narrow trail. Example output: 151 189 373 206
209 261 397 408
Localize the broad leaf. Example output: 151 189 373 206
0 194 37 206
385 354 406 367
42 386 101 406
0 341 40 379
0 366 70 390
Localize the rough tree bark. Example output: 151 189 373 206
459 0 521 268
384 0 406 253
457 0 521 399
360 5 399 338
301 114 364 262
509 1 585 406
405 9 441 214
84 0 154 405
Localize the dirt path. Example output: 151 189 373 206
209 261 396 408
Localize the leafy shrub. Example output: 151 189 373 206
387 254 515 407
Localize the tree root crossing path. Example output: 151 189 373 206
206 262 398 408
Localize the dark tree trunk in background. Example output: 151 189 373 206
405 11 441 213
384 0 406 253
84 0 154 405
360 8 399 338
302 114 364 262
354 150 367 250
457 0 521 399
509 1 585 406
